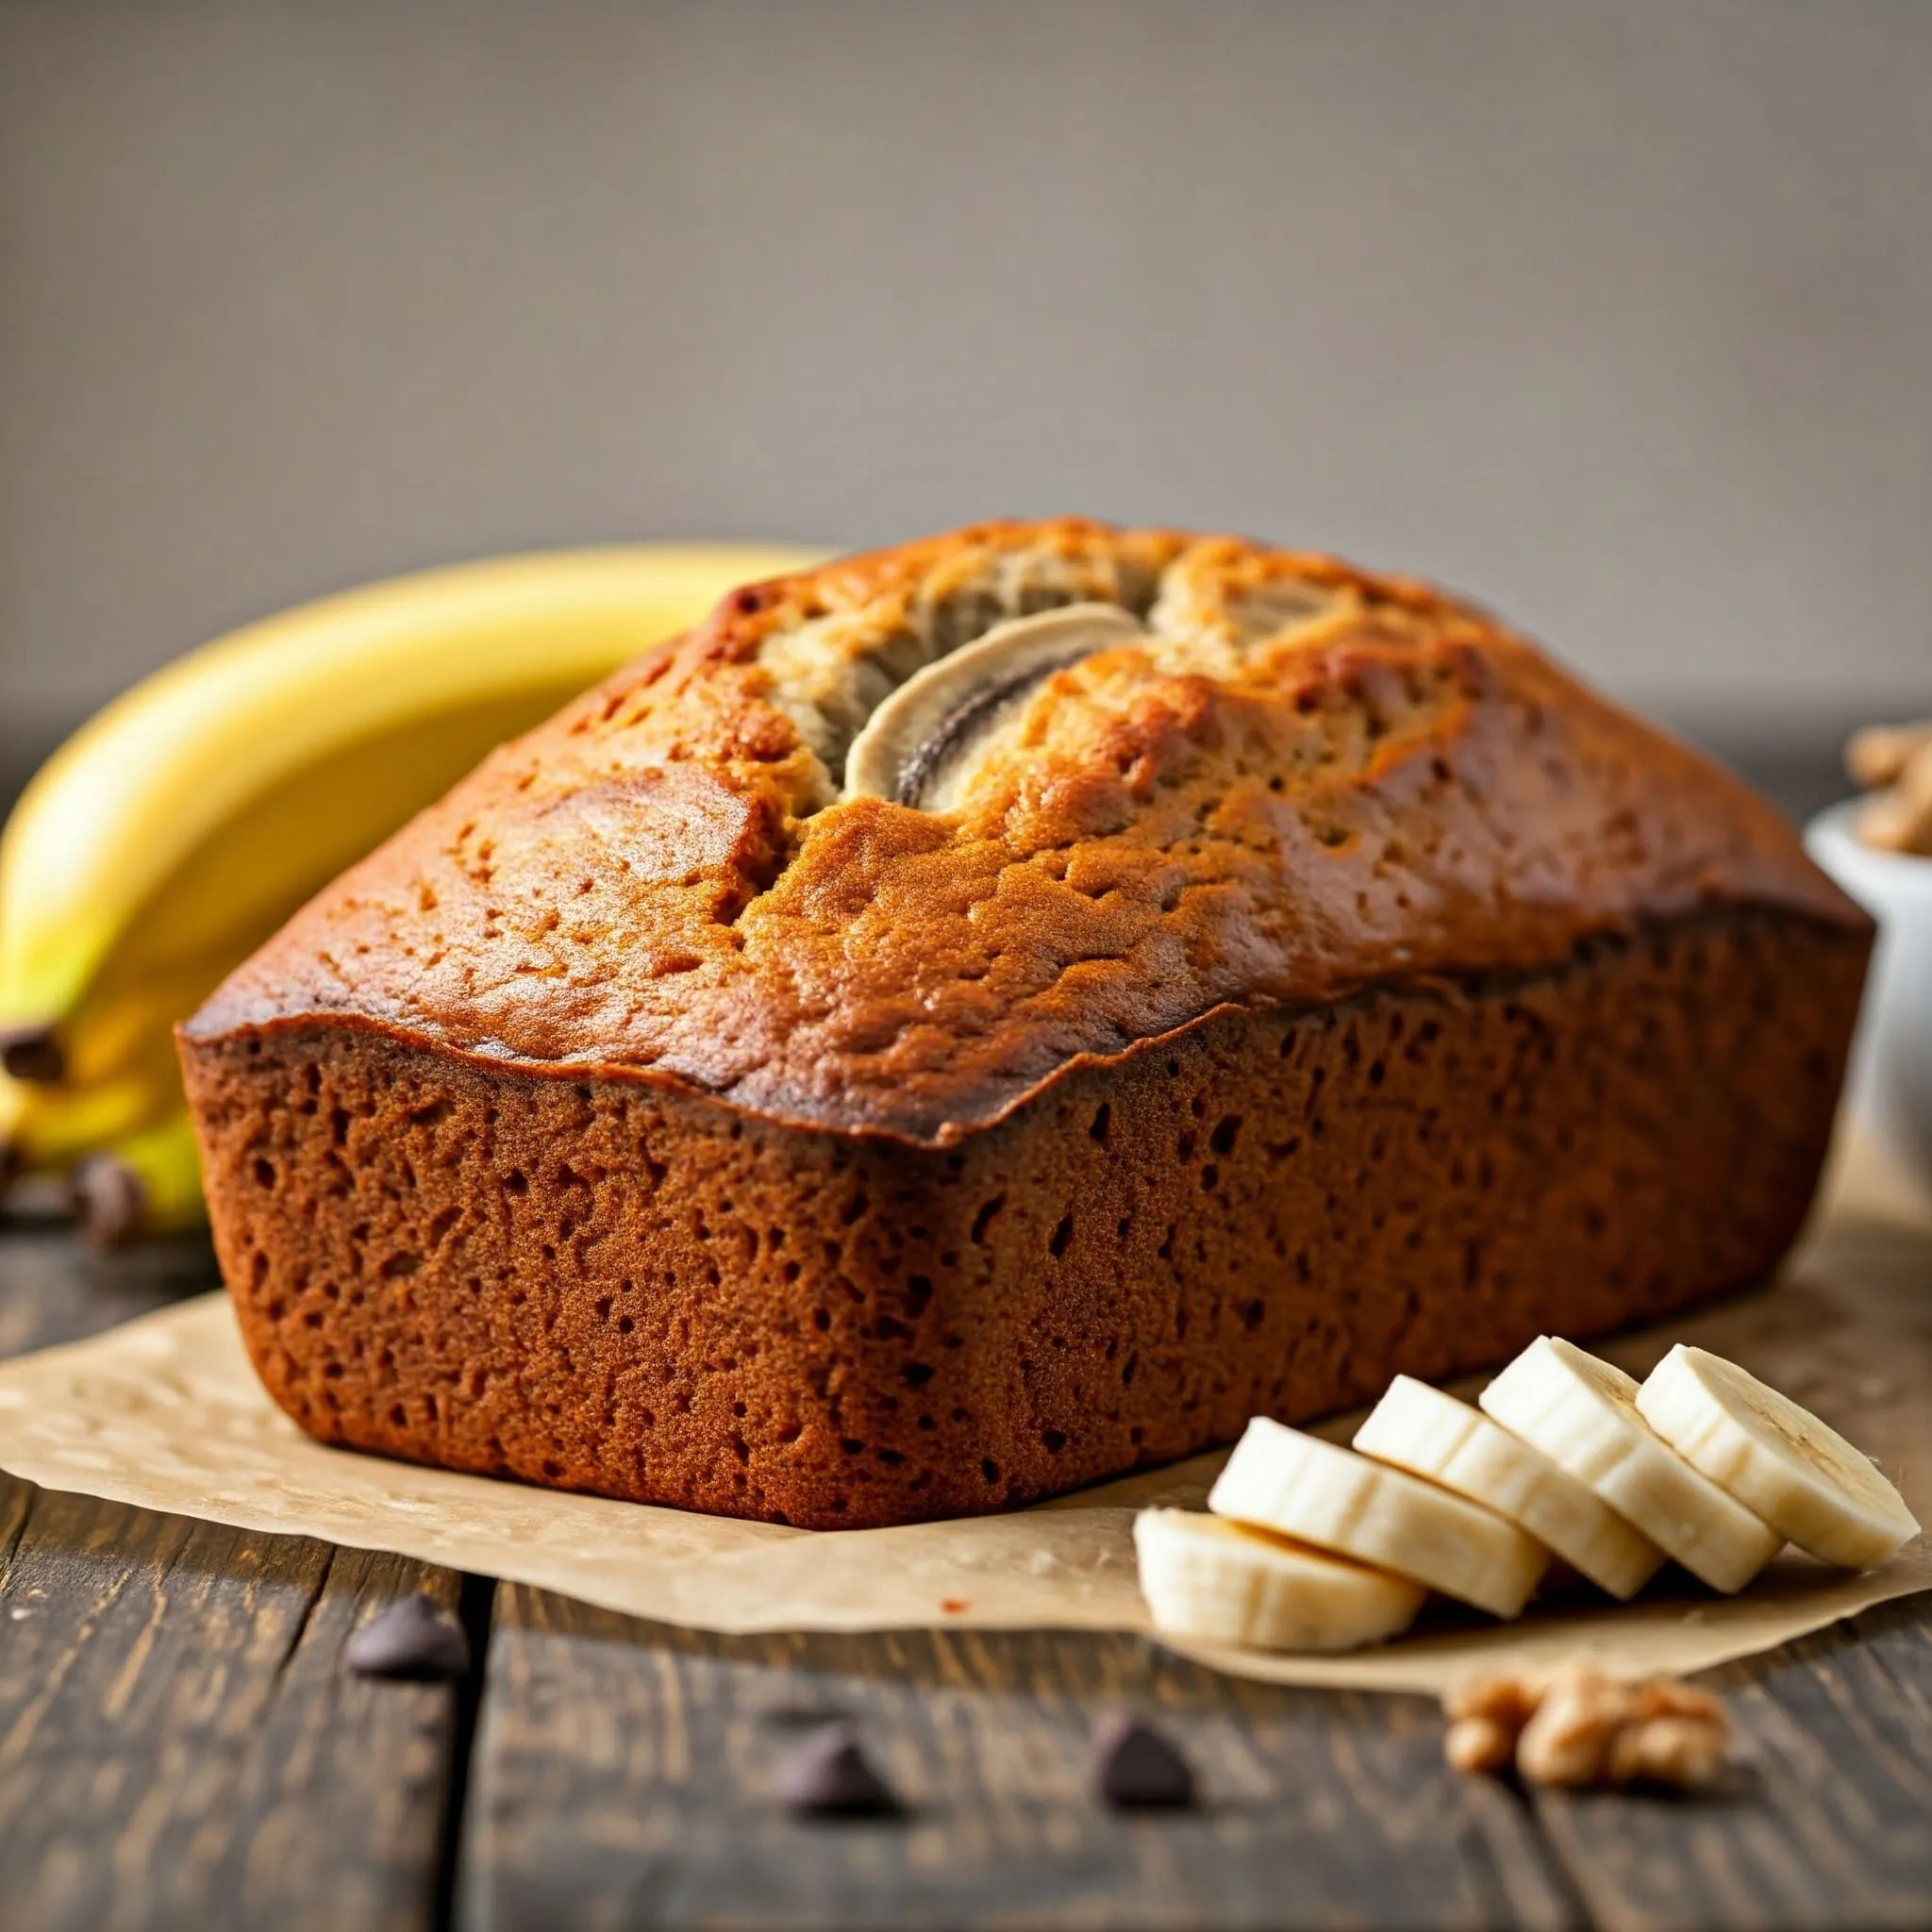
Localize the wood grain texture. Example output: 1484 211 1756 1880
0 1479 465 1931
1 1222 1930 1930
1533 1596 1932 1932
0 1223 219 1356
458 1584 1580 1932
0 1224 465 1932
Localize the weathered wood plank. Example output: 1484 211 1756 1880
202 1556 482 1931
7 1220 1932 1931
458 1584 1581 1932
1531 1596 1932 1932
0 1223 218 1357
0 1227 466 1932
0 1479 466 1932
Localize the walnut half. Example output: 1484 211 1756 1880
1845 719 1932 857
1443 1661 1728 1790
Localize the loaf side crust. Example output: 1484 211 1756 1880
182 908 1866 1529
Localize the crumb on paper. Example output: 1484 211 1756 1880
1443 1661 1728 1790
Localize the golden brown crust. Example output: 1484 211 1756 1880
185 521 1863 1143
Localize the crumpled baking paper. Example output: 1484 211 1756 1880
0 1126 1924 1693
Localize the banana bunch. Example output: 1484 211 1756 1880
1137 1336 1920 1651
0 542 825 1244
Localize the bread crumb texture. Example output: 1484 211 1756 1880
184 914 1863 1526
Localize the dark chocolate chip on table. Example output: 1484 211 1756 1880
1091 1713 1197 1809
344 1591 471 1680
775 1722 899 1817
69 1155 146 1251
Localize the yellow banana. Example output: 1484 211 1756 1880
0 543 825 1049
7 1074 167 1174
54 951 235 1090
0 940 250 1181
0 542 824 1229
70 1109 207 1247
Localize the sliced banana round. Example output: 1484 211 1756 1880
1354 1375 1666 1601
841 601 1143 810
1133 1508 1426 1652
1478 1337 1782 1593
1207 1418 1548 1618
1636 1344 1920 1570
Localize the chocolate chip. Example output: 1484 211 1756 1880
344 1592 470 1680
1091 1713 1196 1808
69 1155 146 1251
0 1025 64 1085
775 1722 898 1817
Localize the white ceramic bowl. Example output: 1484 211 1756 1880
1806 798 1932 1192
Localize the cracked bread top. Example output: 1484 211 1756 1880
185 519 1864 1143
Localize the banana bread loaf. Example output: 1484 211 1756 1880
179 520 1871 1528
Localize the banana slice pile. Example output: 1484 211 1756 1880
1135 1338 1920 1654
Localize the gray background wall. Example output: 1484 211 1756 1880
3 0 1929 790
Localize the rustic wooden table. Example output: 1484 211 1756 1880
0 1223 1926 1931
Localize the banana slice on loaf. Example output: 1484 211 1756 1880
842 602 1143 809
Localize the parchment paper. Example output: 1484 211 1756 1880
0 1126 1924 1694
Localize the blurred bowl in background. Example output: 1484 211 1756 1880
1807 799 1932 1197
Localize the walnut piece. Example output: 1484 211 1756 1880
1846 721 1932 791
1444 1671 1543 1733
1444 1716 1518 1775
1442 1661 1728 1790
1607 1713 1729 1789
1846 722 1932 857
1517 1670 1634 1787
